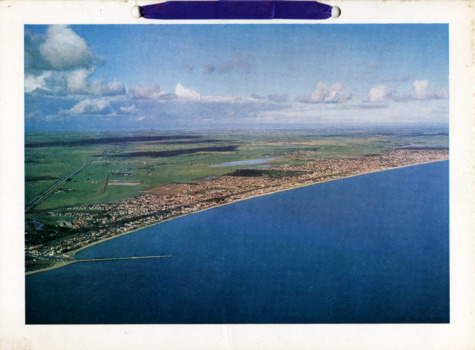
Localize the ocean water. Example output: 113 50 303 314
26 161 449 324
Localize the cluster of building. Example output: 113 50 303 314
26 148 448 267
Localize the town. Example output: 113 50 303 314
25 148 448 272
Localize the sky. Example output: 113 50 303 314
24 24 449 131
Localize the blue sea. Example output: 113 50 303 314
25 161 449 324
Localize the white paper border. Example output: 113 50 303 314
0 1 473 349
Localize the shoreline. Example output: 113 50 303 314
26 159 448 276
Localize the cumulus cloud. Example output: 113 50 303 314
364 80 448 104
25 26 124 97
204 53 254 74
26 25 103 72
41 26 99 70
60 98 111 115
367 85 392 103
24 72 52 93
105 79 125 95
66 69 125 95
25 68 124 96
125 83 203 102
298 82 352 104
409 80 448 100
127 84 162 99
175 83 201 100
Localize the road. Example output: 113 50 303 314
25 159 91 213
25 149 109 213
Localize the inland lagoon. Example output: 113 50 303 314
210 158 277 167
25 161 449 324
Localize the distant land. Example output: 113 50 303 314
25 128 448 273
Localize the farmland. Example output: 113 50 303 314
25 129 448 208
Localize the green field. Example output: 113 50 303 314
25 129 448 215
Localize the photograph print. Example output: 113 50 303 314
25 24 449 324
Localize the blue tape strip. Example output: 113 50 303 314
140 1 333 20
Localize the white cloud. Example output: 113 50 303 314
364 80 448 104
200 95 234 103
25 25 124 97
120 104 138 113
136 116 146 121
367 85 392 103
106 79 125 95
66 69 124 95
409 80 448 100
60 98 111 115
39 25 101 71
25 68 125 96
175 83 201 100
66 68 92 93
24 72 52 93
299 82 352 104
412 80 429 99
127 84 162 99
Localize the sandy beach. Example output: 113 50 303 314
26 158 447 275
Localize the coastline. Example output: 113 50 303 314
25 159 448 276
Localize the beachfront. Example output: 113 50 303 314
25 148 448 273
